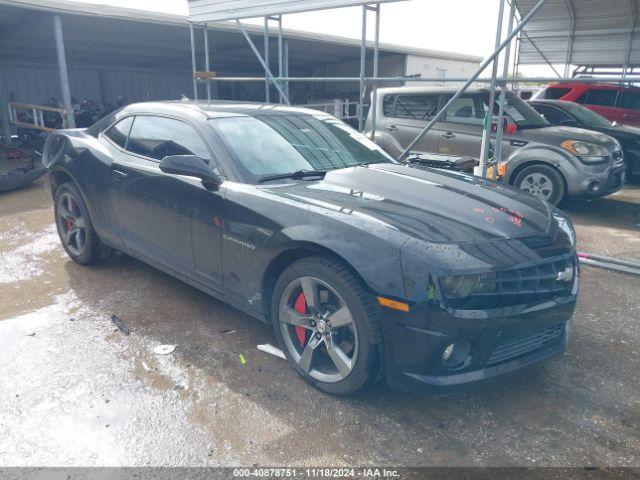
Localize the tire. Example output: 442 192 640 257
271 256 383 395
513 164 565 205
54 181 108 264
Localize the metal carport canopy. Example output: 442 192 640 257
187 0 404 22
515 0 640 67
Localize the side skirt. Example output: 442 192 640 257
103 241 269 324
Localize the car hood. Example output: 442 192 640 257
596 124 640 142
517 126 618 150
261 163 553 244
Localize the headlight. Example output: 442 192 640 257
561 140 609 162
552 209 576 247
440 272 497 299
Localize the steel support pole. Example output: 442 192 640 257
264 17 270 103
53 15 75 129
278 15 284 104
236 20 291 105
622 0 637 81
283 39 290 99
479 0 506 177
189 22 198 100
204 23 211 102
369 4 381 138
358 5 367 132
563 0 575 78
398 0 549 161
0 81 10 146
493 0 516 179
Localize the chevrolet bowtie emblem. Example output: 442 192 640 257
556 266 574 282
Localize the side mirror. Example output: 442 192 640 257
491 117 517 134
160 155 222 189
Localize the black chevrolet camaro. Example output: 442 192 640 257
42 101 579 395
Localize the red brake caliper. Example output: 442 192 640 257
294 292 308 346
65 197 74 230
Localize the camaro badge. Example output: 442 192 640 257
556 266 574 282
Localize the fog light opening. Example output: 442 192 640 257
587 180 600 194
442 340 472 370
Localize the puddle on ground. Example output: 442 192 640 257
0 223 62 284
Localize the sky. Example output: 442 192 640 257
68 0 557 76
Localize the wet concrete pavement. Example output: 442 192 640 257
0 178 639 467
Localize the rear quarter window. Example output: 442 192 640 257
104 116 134 148
382 95 396 117
542 87 572 100
392 95 439 121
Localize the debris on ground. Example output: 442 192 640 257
257 344 286 360
142 361 151 371
173 385 185 391
239 354 247 365
153 345 176 355
26 332 36 337
110 314 130 336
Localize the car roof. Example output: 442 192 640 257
376 86 490 95
528 99 569 105
543 82 640 91
118 100 327 119
528 99 586 110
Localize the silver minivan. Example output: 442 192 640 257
367 86 626 205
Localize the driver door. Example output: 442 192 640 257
107 115 222 285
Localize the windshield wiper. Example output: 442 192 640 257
258 169 328 183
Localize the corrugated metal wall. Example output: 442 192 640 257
0 62 192 106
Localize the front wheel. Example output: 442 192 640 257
513 164 565 205
271 257 383 395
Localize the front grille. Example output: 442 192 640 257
487 324 565 366
444 255 575 310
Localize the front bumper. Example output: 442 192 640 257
381 297 576 395
565 160 626 198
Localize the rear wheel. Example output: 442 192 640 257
514 164 565 205
54 182 108 264
271 257 383 395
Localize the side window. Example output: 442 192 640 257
104 116 134 148
617 90 640 111
393 95 439 120
444 95 485 126
542 87 571 100
382 95 396 117
126 116 212 163
577 89 618 107
533 105 572 125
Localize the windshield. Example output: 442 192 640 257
560 101 613 128
209 114 394 182
483 92 550 129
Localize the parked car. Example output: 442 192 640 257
43 101 578 395
533 82 640 128
529 99 640 179
368 87 626 205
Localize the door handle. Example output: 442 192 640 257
441 132 456 140
386 125 399 131
112 169 129 182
